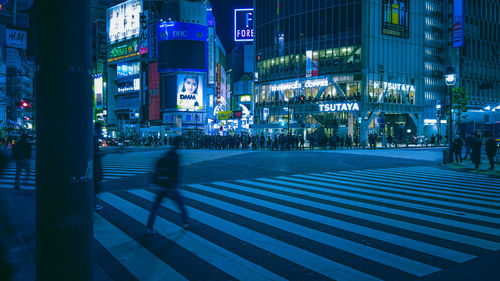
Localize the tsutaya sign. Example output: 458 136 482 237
319 103 360 112
271 78 329 92
374 81 415 92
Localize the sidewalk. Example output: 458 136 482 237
443 157 500 178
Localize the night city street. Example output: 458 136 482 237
0 0 499 280
2 147 500 280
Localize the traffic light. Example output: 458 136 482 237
20 100 31 108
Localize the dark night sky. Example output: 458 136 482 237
209 0 253 53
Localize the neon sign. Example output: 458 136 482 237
234 8 254 42
319 103 360 112
270 79 329 92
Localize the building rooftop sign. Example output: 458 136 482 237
234 8 253 42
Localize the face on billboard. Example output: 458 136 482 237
177 75 203 110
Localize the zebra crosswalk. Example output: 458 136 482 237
94 166 500 281
0 156 156 190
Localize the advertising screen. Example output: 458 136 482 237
382 0 409 38
177 74 203 110
158 40 206 71
157 21 207 72
107 0 142 43
234 8 253 42
117 61 140 78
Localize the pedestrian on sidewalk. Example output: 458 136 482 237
471 132 482 169
485 135 498 170
12 134 32 190
453 135 463 164
147 139 189 232
463 134 472 160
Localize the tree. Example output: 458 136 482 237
451 87 469 127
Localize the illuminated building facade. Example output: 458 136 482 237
253 0 428 144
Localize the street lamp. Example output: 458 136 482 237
436 100 441 146
444 66 457 163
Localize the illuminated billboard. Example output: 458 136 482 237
117 61 140 78
382 0 409 38
177 74 203 110
234 8 253 42
107 0 142 44
94 74 103 109
157 21 207 72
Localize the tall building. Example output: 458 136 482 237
0 0 34 136
254 0 424 144
449 0 500 135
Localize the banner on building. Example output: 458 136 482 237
139 11 149 54
208 28 215 85
382 0 409 38
453 0 464 47
312 51 318 77
306 50 312 78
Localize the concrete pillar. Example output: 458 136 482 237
35 1 93 280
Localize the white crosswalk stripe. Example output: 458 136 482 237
94 165 500 280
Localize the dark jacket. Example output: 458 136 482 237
154 149 179 187
485 138 498 156
453 138 463 152
12 138 31 160
471 137 482 164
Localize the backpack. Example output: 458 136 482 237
153 150 178 188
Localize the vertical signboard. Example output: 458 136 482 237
139 11 148 54
149 20 157 61
208 28 215 85
94 74 103 109
306 50 312 78
216 63 221 104
453 0 464 47
312 51 318 77
148 62 160 120
234 8 254 42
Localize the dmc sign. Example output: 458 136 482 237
234 8 254 42
158 21 207 42
319 103 360 112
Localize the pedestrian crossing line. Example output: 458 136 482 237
102 166 155 171
314 173 500 212
301 173 500 218
380 166 500 186
98 192 287 281
232 179 500 250
183 183 474 264
102 171 150 177
339 170 500 199
182 185 440 277
284 174 500 226
129 189 383 281
259 177 500 238
0 183 34 190
94 213 188 281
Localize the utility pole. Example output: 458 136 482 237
35 1 93 281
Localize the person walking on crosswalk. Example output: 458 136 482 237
12 134 32 190
147 138 189 232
